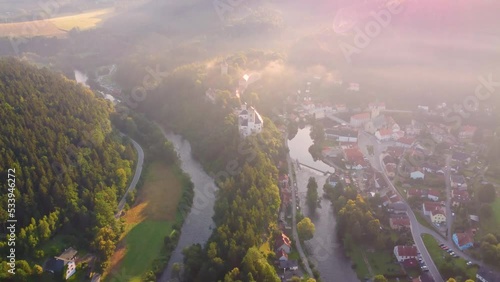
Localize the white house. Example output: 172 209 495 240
393 245 418 262
238 103 263 137
410 170 425 180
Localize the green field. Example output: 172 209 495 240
421 234 478 280
480 198 500 235
106 162 182 281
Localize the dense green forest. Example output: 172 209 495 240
0 58 137 280
116 58 287 281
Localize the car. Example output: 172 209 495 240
452 254 459 258
449 252 455 256
439 243 444 247
466 261 472 266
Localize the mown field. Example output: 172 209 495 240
106 161 182 282
0 8 113 38
480 197 500 235
421 234 478 281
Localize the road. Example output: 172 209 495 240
115 136 144 218
378 165 444 282
286 135 314 278
444 154 453 242
358 130 443 282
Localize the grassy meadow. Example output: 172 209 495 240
106 161 182 282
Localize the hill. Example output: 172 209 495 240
0 58 136 280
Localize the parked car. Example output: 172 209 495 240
466 261 473 266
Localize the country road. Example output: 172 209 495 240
115 136 144 218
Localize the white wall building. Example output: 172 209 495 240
238 103 263 137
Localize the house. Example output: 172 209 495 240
396 137 415 148
278 174 289 189
430 209 446 224
350 112 371 127
279 260 299 270
328 174 340 187
343 147 367 170
422 163 443 174
410 170 425 180
393 245 418 262
452 231 474 251
368 101 386 111
450 175 468 190
325 128 358 143
452 152 471 164
275 233 292 254
476 267 500 282
427 189 440 201
388 202 407 214
390 216 411 230
376 129 393 141
45 247 78 280
238 103 263 137
423 202 446 224
451 189 471 205
407 189 426 198
277 249 288 261
459 125 477 139
335 104 347 112
387 146 405 159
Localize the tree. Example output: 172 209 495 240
171 263 181 279
446 279 457 282
480 204 493 218
242 247 280 282
477 184 496 203
297 217 315 241
307 177 319 212
373 275 388 282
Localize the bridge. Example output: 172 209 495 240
325 113 349 125
296 159 334 175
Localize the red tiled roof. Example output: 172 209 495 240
397 137 415 145
460 125 477 134
390 217 410 227
423 202 444 213
378 129 393 136
396 245 418 257
408 189 424 197
427 189 440 197
351 112 370 121
455 232 473 247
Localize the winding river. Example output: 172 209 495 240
288 126 359 282
158 129 217 282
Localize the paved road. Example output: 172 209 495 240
378 165 444 282
286 135 314 278
444 154 453 242
115 136 144 218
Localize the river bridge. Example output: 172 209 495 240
295 159 334 175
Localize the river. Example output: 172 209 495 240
288 126 359 282
158 130 217 282
74 69 117 103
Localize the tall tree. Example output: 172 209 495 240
297 217 315 241
306 177 319 212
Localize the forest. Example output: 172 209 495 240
115 58 288 281
0 58 138 280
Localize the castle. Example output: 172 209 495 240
238 103 263 137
